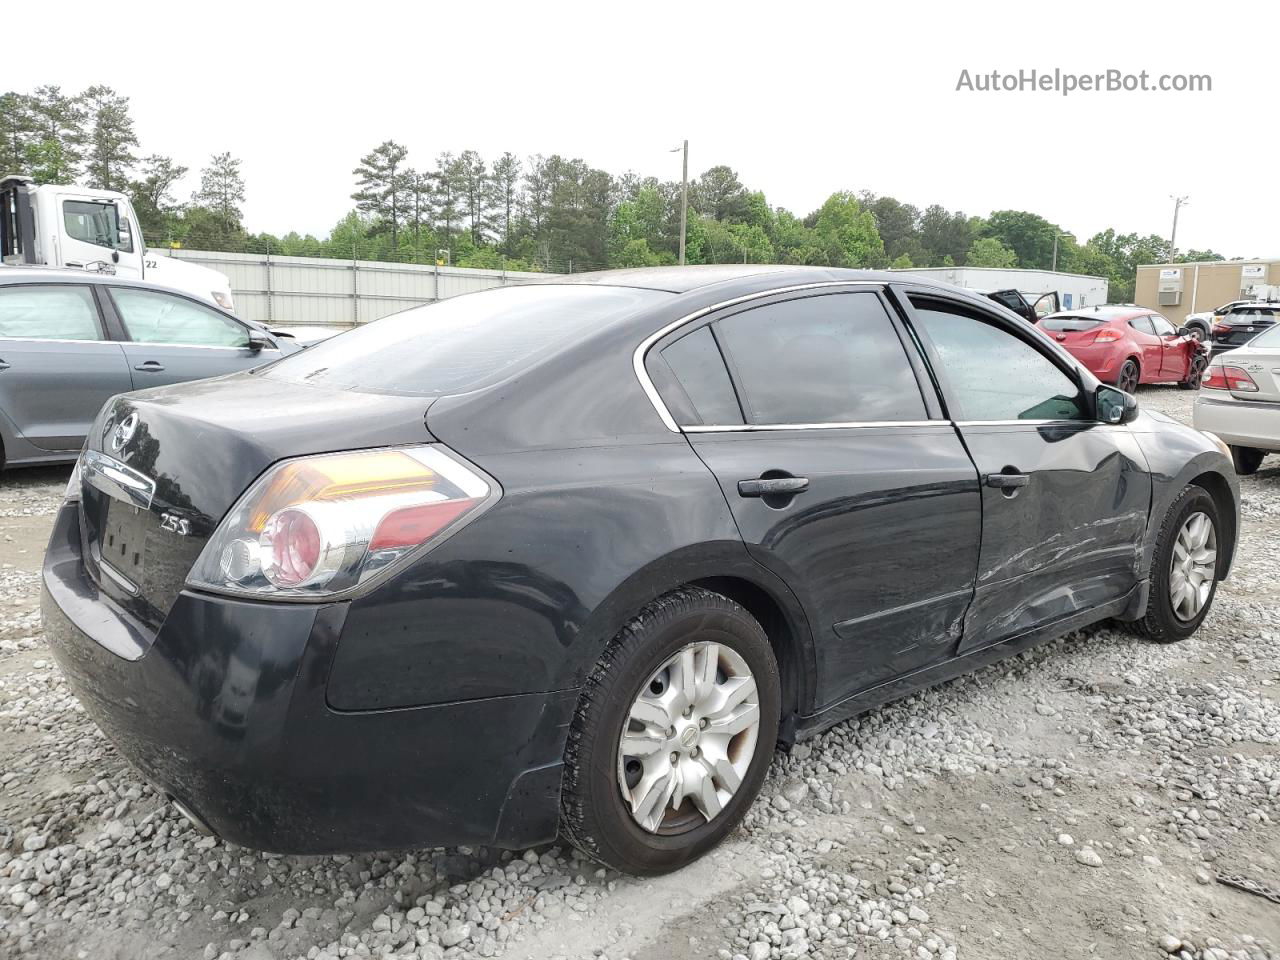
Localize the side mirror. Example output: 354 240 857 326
1096 384 1139 424
1176 326 1191 336
247 330 270 354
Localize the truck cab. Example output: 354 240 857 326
1 175 233 310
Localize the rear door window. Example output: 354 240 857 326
713 292 928 424
0 284 101 340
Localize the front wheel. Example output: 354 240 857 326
1231 445 1265 476
1116 359 1140 393
560 587 781 875
1178 354 1207 390
1133 485 1221 643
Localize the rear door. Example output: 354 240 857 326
0 283 131 451
648 286 982 707
104 286 280 388
900 291 1150 652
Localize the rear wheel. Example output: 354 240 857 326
1230 445 1265 476
1116 359 1140 393
560 587 780 875
1178 354 1207 390
1133 485 1221 643
1186 324 1207 343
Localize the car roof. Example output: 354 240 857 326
537 264 915 294
1044 306 1150 321
0 267 194 294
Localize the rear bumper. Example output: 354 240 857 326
41 503 575 854
1061 344 1125 382
1193 395 1280 451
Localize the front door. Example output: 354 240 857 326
1150 314 1188 380
902 292 1150 652
104 285 277 388
56 194 143 277
0 283 132 451
1127 315 1164 384
648 288 982 708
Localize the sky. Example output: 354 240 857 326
14 0 1279 259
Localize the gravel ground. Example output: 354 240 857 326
1 386 1278 960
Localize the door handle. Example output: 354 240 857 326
985 472 1030 490
738 476 809 497
0 359 9 371
133 361 165 372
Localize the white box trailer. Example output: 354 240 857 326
892 266 1109 314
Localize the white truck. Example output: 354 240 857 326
0 174 234 310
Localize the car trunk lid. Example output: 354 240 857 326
78 372 435 634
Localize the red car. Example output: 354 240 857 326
1037 307 1208 392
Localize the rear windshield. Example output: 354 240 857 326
1226 308 1276 322
1041 316 1105 332
263 284 668 396
1250 324 1280 348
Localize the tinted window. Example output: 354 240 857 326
912 302 1088 422
661 326 742 425
266 285 668 397
0 284 100 340
1129 316 1156 335
1227 308 1276 322
1151 315 1178 337
63 200 132 253
112 288 249 347
1041 316 1104 332
714 293 927 424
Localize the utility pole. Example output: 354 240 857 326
671 140 689 265
1052 232 1059 273
1168 195 1189 262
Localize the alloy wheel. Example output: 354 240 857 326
1169 511 1216 621
617 641 761 834
1118 361 1140 393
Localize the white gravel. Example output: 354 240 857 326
1 389 1277 960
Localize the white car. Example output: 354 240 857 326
1194 323 1280 474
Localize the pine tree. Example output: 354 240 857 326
194 152 246 233
351 140 410 252
82 85 137 191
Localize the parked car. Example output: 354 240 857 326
1194 321 1280 474
1183 299 1259 342
1210 302 1279 354
0 269 299 470
981 288 1058 324
1037 306 1208 392
43 266 1239 876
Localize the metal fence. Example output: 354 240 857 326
156 249 562 328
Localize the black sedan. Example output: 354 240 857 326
43 266 1239 875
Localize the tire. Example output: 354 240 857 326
1133 484 1222 644
1186 325 1207 343
1230 445 1265 476
560 586 781 875
1116 359 1140 393
1178 354 1207 390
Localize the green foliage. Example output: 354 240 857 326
81 85 137 191
812 192 884 267
194 152 246 234
966 236 1018 268
890 253 914 269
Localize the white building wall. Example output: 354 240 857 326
892 266 1110 310
154 249 562 327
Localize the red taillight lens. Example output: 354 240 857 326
1093 329 1122 343
1202 365 1258 392
1202 367 1228 390
188 446 494 599
1213 323 1231 335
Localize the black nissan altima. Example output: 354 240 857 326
43 266 1239 875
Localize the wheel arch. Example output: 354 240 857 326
1190 469 1238 578
568 544 819 737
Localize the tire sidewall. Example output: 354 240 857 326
1148 486 1221 640
568 593 780 874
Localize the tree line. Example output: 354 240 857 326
2 85 1233 301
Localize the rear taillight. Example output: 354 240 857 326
1212 323 1232 335
1093 329 1122 343
187 446 495 599
1201 365 1258 392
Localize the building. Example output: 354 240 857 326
1135 259 1280 324
891 266 1109 312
